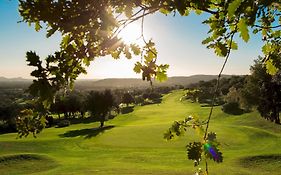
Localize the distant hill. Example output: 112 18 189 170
0 77 30 82
0 75 236 90
0 77 32 89
74 75 233 90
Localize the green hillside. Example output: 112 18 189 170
0 90 280 175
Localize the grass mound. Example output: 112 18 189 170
239 154 281 171
0 154 58 174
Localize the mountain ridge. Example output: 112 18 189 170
0 74 241 89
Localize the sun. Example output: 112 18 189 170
118 23 142 45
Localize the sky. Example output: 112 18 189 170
0 1 264 79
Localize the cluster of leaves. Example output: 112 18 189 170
18 0 281 110
16 109 47 138
20 0 170 106
164 115 223 173
133 40 169 84
19 1 281 103
26 51 86 108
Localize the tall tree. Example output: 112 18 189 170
86 90 116 127
241 59 281 124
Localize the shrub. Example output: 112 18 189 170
222 102 244 115
56 120 70 128
120 106 134 114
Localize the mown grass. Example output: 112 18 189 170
0 90 280 174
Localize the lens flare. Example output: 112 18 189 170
204 143 219 161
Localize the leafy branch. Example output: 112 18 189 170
164 116 223 174
164 28 236 174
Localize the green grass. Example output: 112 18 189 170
0 90 280 174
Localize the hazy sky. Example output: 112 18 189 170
0 1 264 79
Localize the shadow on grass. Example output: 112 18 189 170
58 125 115 139
54 117 99 125
239 154 281 169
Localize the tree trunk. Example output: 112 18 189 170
275 110 280 124
99 114 105 128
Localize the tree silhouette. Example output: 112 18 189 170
121 92 135 106
241 59 281 124
86 90 116 128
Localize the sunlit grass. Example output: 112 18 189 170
0 90 280 174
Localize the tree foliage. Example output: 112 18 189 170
164 116 223 173
16 109 47 138
240 59 281 124
19 0 281 107
85 90 116 127
121 92 135 106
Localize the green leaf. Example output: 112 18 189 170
228 0 242 17
35 21 41 32
183 9 190 16
124 46 132 59
195 10 202 15
31 70 42 77
144 52 155 62
133 62 142 73
26 51 41 66
159 8 171 15
266 59 278 75
158 64 169 70
253 28 259 34
46 27 57 38
262 43 272 55
238 19 250 42
130 44 141 55
228 40 238 50
202 37 213 45
61 34 71 49
163 130 173 140
207 132 217 142
214 42 228 57
186 142 203 165
110 50 121 59
156 71 168 82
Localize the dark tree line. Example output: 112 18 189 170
185 76 246 105
1 86 174 133
184 58 281 124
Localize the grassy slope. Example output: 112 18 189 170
0 90 280 175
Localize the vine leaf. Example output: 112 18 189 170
207 132 217 142
186 142 203 166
